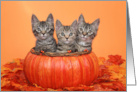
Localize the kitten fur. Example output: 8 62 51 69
56 20 77 53
75 14 100 52
31 13 56 52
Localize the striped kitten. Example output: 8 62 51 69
75 14 100 52
56 20 77 53
31 14 56 52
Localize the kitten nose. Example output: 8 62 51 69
82 32 87 36
41 31 46 34
65 35 69 39
65 35 69 40
65 37 69 40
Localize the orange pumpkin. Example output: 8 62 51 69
23 52 99 89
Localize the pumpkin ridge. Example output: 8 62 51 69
78 56 86 85
85 55 94 82
46 57 52 88
39 56 45 87
54 57 62 88
24 52 33 83
24 52 31 64
82 55 91 85
43 57 49 88
63 57 73 87
88 54 97 80
33 55 41 84
77 56 83 85
60 57 64 88
69 58 74 87
51 57 56 89
62 57 66 87
90 53 99 79
84 55 92 84
69 57 80 86
29 55 37 83
93 53 99 79
35 56 43 85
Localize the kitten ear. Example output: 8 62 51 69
46 13 54 25
71 20 77 30
56 20 62 31
31 14 39 25
78 14 85 26
91 18 100 30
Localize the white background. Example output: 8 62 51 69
127 0 137 91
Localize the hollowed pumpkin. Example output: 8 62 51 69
23 51 99 89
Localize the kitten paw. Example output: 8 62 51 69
67 50 72 53
84 49 89 52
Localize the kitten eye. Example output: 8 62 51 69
88 31 93 35
46 28 50 32
46 28 49 30
61 32 65 36
79 28 83 31
79 28 83 33
69 33 73 36
37 27 41 32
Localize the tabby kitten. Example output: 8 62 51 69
75 14 100 52
31 13 56 52
56 20 77 53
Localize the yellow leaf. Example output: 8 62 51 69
120 62 126 69
13 59 21 66
47 88 56 91
1 67 11 74
12 68 23 73
98 57 105 65
1 78 10 88
110 71 124 80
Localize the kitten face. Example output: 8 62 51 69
56 20 77 45
78 14 100 41
31 14 54 40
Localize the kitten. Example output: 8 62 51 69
56 19 77 53
75 14 100 52
31 13 56 52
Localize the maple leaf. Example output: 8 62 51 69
120 62 126 69
1 78 10 88
98 57 106 65
107 55 125 65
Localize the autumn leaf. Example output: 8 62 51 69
107 55 125 65
1 78 10 88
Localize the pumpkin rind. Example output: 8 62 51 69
24 52 99 89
